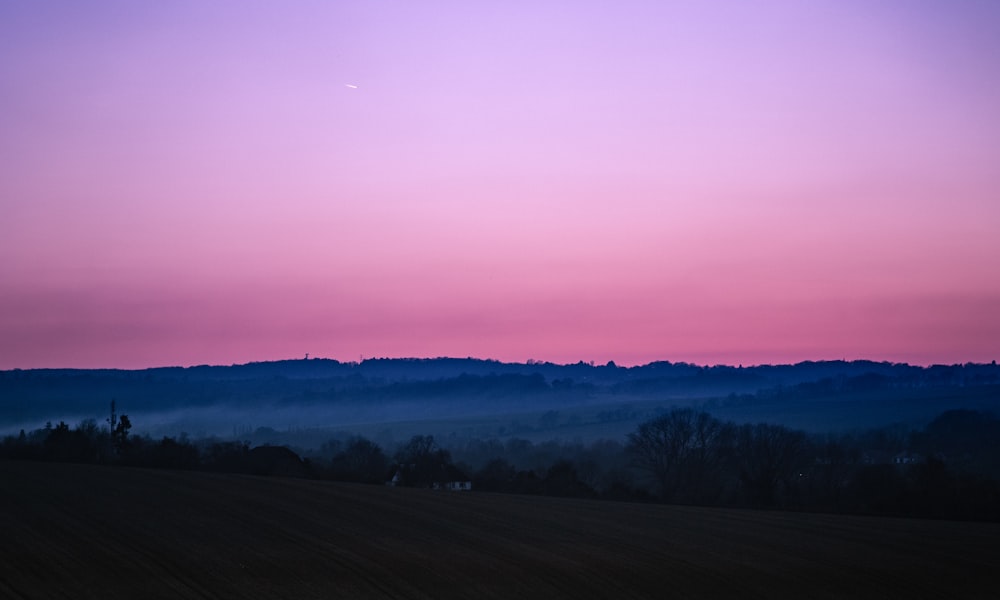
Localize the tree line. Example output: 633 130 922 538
3 403 999 521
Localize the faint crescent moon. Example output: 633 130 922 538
345 84 358 89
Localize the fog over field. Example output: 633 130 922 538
4 358 999 445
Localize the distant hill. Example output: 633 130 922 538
2 358 998 440
2 459 998 599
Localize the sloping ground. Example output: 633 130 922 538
1 460 997 599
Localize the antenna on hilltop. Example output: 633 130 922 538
305 353 309 360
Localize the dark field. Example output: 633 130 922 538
2 460 998 599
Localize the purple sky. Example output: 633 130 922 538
2 1 999 369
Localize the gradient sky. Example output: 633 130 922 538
2 0 999 369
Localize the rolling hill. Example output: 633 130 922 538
4 359 999 444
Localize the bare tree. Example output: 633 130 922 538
332 437 387 483
735 423 808 508
627 408 730 503
393 435 452 487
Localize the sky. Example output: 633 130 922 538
2 0 999 369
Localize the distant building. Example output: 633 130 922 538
386 468 403 487
386 463 472 491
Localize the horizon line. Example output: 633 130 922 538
4 355 997 373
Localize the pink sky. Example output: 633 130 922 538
2 1 999 369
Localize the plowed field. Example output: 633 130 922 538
2 459 996 599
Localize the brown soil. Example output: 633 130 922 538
1 459 997 599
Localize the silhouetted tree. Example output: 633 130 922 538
847 464 907 515
627 409 731 503
911 410 1000 479
247 445 309 478
805 433 862 512
0 429 34 460
331 437 387 483
113 414 132 456
106 400 132 456
43 421 97 463
202 440 251 473
143 437 200 470
734 423 808 508
393 435 453 487
541 460 596 498
473 458 517 492
907 456 957 519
